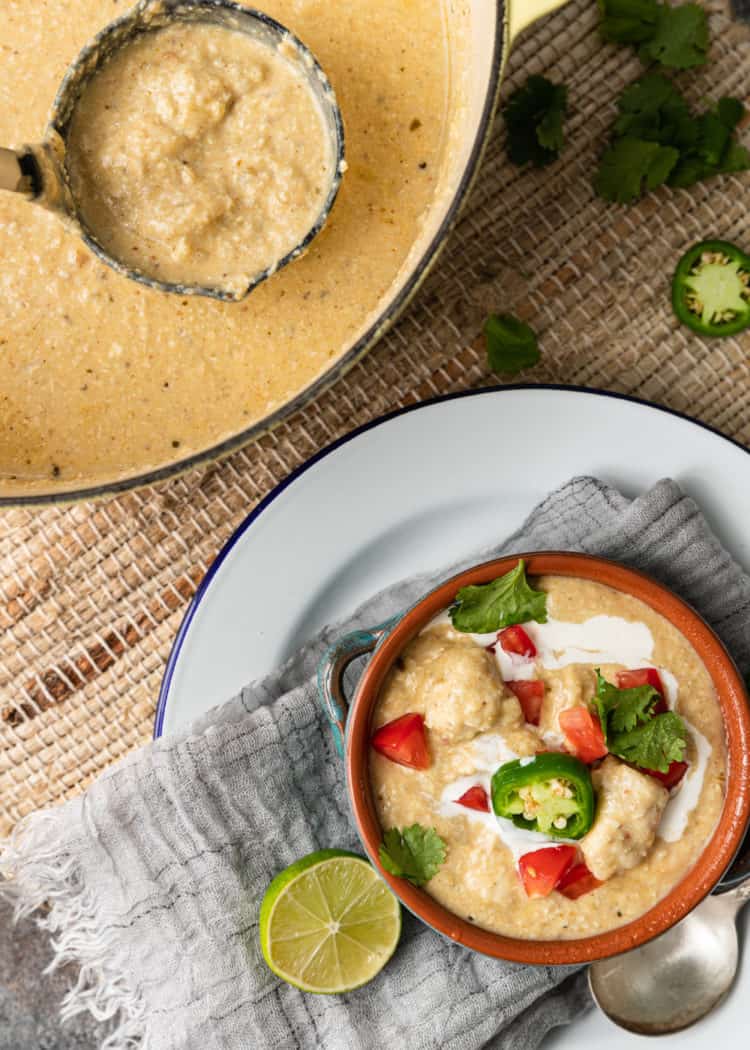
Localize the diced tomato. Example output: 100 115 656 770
506 679 545 725
645 760 689 790
455 785 490 812
559 706 608 764
518 845 576 898
617 668 668 713
371 713 430 770
557 862 603 900
498 625 537 658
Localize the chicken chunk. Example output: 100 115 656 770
539 664 596 739
414 629 519 744
581 756 669 881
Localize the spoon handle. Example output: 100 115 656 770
0 147 36 194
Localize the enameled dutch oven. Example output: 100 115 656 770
318 552 750 964
5 0 568 505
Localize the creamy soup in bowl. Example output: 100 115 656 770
334 553 750 964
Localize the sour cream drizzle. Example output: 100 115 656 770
659 717 712 842
427 610 711 848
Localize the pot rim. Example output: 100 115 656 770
345 551 750 964
1 2 508 506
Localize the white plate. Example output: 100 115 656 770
155 385 749 1048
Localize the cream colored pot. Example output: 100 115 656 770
1 0 567 505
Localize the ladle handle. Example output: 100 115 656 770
0 147 37 195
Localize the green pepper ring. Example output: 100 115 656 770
491 753 595 841
672 239 750 338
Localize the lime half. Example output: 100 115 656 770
259 849 401 994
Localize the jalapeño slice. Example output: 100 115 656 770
491 753 595 840
672 239 750 338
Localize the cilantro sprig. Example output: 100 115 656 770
593 670 661 735
593 670 687 773
594 73 749 202
485 314 540 375
503 75 568 168
450 559 548 634
609 712 688 772
379 825 446 887
598 0 709 70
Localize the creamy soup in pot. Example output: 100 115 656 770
0 0 457 492
67 21 337 296
370 573 726 940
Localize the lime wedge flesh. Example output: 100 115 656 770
259 849 401 994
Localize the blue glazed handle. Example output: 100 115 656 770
317 616 400 757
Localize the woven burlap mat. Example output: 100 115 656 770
1 0 749 836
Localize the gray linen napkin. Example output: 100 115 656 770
3 476 750 1050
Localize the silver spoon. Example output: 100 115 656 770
0 0 345 302
589 847 750 1035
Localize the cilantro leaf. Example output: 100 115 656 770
503 75 568 168
485 314 540 375
598 0 660 43
613 74 697 151
609 711 687 772
717 97 744 130
598 0 708 69
593 670 660 738
667 97 750 187
379 825 446 886
639 3 709 70
450 559 548 634
719 138 750 175
594 137 679 202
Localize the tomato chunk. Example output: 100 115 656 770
559 706 608 764
506 679 545 725
518 845 576 898
371 713 430 770
557 862 603 900
455 785 490 812
498 625 536 658
645 760 689 789
617 668 668 713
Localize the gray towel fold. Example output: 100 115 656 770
3 476 749 1050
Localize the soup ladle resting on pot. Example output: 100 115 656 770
0 0 345 301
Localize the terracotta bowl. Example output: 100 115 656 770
327 551 750 964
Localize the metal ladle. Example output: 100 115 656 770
589 839 750 1035
0 0 345 302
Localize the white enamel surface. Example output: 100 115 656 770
159 387 749 1050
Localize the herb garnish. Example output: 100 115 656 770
593 670 661 735
608 712 688 772
379 825 447 887
594 137 679 204
450 559 548 634
594 73 749 202
598 0 709 70
503 75 568 168
485 314 540 375
593 670 687 772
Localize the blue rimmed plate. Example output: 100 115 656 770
155 383 749 1048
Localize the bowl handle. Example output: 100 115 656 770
317 616 400 757
508 0 569 44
